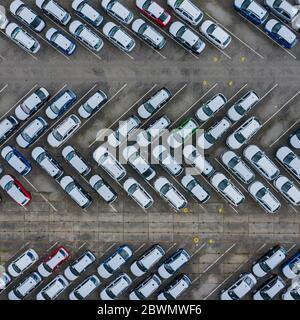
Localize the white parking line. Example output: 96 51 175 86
109 204 118 213
270 118 300 147
191 243 207 258
287 243 297 254
78 242 87 250
0 84 8 95
104 243 116 254
135 243 146 253
289 205 299 214
259 83 279 102
166 243 177 253
47 242 59 252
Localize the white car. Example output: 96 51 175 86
8 249 39 277
221 150 255 184
0 116 19 142
252 245 287 277
154 177 187 210
249 181 281 214
226 117 261 150
100 273 132 300
0 272 11 290
10 0 45 32
98 245 133 279
282 280 300 300
103 22 136 52
136 116 171 147
46 28 77 56
35 0 71 25
123 146 156 180
152 145 183 176
72 0 103 27
197 117 232 150
69 275 101 300
31 146 64 179
101 0 134 24
0 7 8 29
5 22 40 54
200 20 232 49
62 145 91 176
196 93 227 122
244 145 280 180
60 176 92 209
276 146 300 179
253 275 285 300
265 0 298 22
107 115 141 147
130 244 165 277
36 275 69 300
282 252 300 279
129 274 162 300
221 273 257 300
289 128 300 149
138 88 172 119
64 251 96 281
8 272 42 300
89 175 117 204
69 20 104 52
183 144 215 177
158 248 191 279
227 91 260 122
181 175 210 203
157 274 191 300
211 172 245 206
167 0 203 26
123 178 154 209
274 176 300 206
15 87 49 121
47 114 81 148
169 21 205 54
1 146 31 176
93 146 126 181
78 90 108 118
131 18 166 49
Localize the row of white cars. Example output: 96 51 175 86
0 244 192 300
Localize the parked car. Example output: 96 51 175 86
252 245 287 277
0 175 32 206
138 88 172 119
274 176 300 206
253 275 285 300
249 181 281 214
234 0 269 25
282 279 300 300
64 251 96 281
31 146 64 179
1 146 32 176
5 22 40 53
158 248 191 279
154 177 187 210
10 0 46 32
282 251 300 279
276 146 300 179
37 246 70 277
35 0 71 25
227 91 259 122
78 90 108 118
100 273 132 300
157 274 191 300
103 22 136 52
130 274 162 300
7 249 38 277
98 245 133 279
62 145 91 176
60 176 92 209
0 116 19 142
130 244 165 277
69 20 104 51
72 0 103 27
169 21 205 54
16 117 48 148
131 18 166 49
47 114 81 148
167 0 203 26
244 145 280 180
136 0 171 27
45 28 77 56
15 87 49 121
181 175 210 203
221 150 255 184
200 20 231 49
36 275 69 300
101 0 134 24
89 175 117 204
221 273 257 300
0 272 11 290
93 146 126 181
0 8 8 29
265 0 298 22
69 275 101 300
196 93 227 122
289 128 300 149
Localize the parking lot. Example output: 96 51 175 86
0 0 300 300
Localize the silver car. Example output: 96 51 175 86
276 146 300 179
36 0 71 25
101 0 134 24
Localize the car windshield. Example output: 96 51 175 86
272 22 282 33
31 17 42 28
74 291 83 300
4 181 13 192
204 132 216 144
274 0 282 9
65 182 75 193
285 153 295 164
177 26 186 38
160 184 171 195
108 26 119 38
50 103 60 114
5 151 14 162
256 188 267 199
53 130 63 141
242 0 252 9
252 151 263 163
259 260 271 272
136 260 148 272
106 288 116 299
21 132 31 142
66 151 75 161
207 24 217 35
83 102 94 113
143 0 152 10
235 132 246 143
143 102 155 113
228 289 239 300
282 181 292 193
234 104 245 115
291 290 300 299
260 290 271 300
36 152 46 163
134 289 145 300
228 157 239 168
202 105 213 117
218 180 229 191
119 249 130 260
186 179 197 191
128 184 138 195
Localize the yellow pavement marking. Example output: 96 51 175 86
193 236 200 244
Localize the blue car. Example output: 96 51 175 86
1 145 32 175
282 251 300 279
234 0 269 25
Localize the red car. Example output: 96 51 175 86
37 246 70 277
0 174 31 206
136 0 171 27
